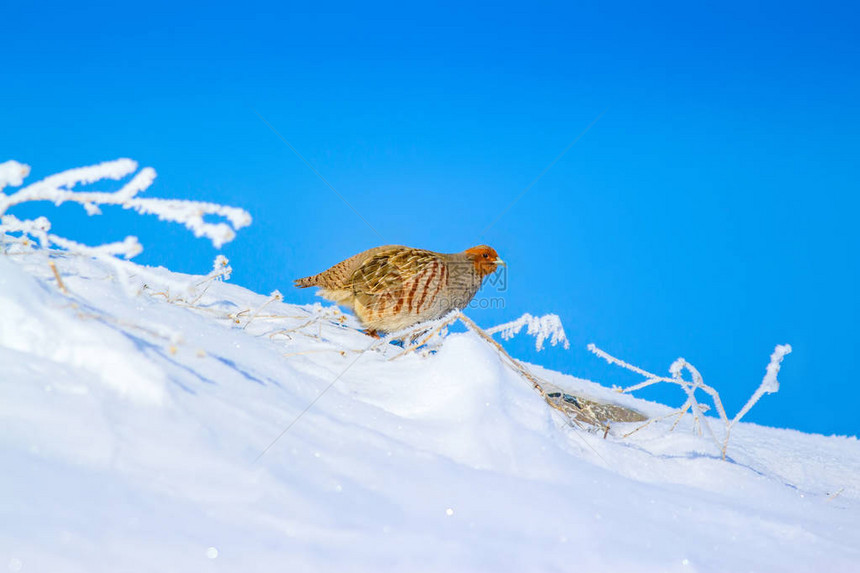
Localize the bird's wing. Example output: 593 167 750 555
351 248 441 320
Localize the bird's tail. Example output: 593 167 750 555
294 274 321 288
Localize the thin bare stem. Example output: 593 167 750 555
49 261 68 294
242 291 283 330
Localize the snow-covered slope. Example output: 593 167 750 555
1 250 858 573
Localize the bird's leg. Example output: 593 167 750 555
363 328 381 339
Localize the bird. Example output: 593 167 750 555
294 245 504 336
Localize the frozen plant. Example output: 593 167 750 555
381 311 569 358
148 254 236 306
242 290 284 330
485 312 570 351
588 342 792 459
0 158 251 293
0 158 251 253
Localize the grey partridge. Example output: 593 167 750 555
294 245 504 335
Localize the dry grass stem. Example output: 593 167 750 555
49 261 68 294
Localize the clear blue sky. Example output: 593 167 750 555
2 1 858 436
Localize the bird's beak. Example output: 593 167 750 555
496 258 506 267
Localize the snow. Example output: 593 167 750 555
1 248 859 573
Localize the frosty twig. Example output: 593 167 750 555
484 312 569 351
0 159 251 249
0 159 251 297
588 342 792 459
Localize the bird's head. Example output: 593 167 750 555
464 245 505 277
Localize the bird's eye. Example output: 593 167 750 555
482 253 489 259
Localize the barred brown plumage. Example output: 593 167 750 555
294 245 504 335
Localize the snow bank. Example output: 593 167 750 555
0 257 166 404
1 249 858 573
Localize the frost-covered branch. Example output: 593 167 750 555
588 342 792 459
0 214 52 247
0 158 251 251
50 234 143 260
486 313 570 351
0 159 151 214
124 197 250 248
722 344 792 453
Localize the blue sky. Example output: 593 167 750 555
2 0 858 436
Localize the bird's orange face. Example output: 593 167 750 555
464 245 504 277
